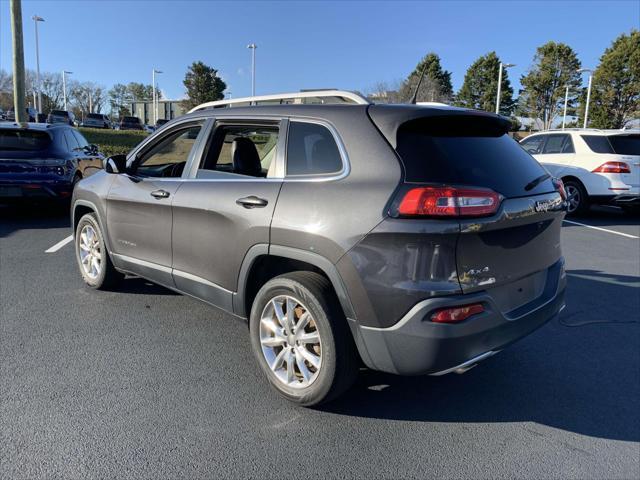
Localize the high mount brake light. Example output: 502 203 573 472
396 186 501 217
592 161 631 174
431 303 485 323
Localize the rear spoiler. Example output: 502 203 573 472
367 104 512 149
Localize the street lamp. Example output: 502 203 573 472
62 70 72 111
495 62 515 114
32 15 44 113
152 68 162 125
577 68 593 128
562 84 569 130
247 43 257 97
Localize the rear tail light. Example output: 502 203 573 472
592 161 631 174
552 177 566 200
431 303 485 323
395 186 501 217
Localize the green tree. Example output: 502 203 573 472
455 51 515 115
519 41 582 129
126 82 155 101
181 61 226 111
398 53 453 103
108 83 131 117
580 30 640 128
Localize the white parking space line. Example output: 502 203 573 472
563 219 640 239
45 235 73 253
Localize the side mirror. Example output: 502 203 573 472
103 154 127 174
84 144 99 155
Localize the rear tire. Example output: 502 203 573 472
563 179 589 215
249 271 358 406
75 213 123 290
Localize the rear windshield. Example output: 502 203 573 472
395 117 551 198
50 110 69 117
608 134 640 155
123 117 140 123
581 135 614 154
0 129 51 151
87 113 104 119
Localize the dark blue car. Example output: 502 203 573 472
0 123 103 202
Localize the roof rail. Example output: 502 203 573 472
545 127 604 133
189 89 369 113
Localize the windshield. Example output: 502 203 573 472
395 117 552 198
0 129 51 151
123 117 140 123
87 113 104 120
608 134 640 155
50 110 69 117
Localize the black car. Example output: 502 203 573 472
119 116 143 131
47 110 76 126
0 123 103 202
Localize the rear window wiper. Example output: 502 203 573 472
524 173 550 191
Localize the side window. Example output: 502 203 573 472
520 135 545 155
581 135 614 154
542 134 570 154
72 129 89 149
562 136 575 153
135 123 203 178
198 123 279 178
63 129 80 152
286 121 343 176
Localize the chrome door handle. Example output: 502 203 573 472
151 189 170 199
236 196 268 208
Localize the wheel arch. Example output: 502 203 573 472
234 244 356 322
72 200 112 252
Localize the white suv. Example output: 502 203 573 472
520 129 639 214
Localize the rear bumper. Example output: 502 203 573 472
0 179 74 199
591 194 640 207
350 259 566 375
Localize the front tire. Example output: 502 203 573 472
249 272 358 406
75 213 123 289
563 179 589 215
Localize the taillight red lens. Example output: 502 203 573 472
397 186 501 217
431 303 485 323
552 178 566 200
592 161 631 174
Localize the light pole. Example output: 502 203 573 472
247 43 257 97
495 62 515 114
62 70 72 111
562 85 569 130
32 15 44 113
577 68 593 128
152 68 162 125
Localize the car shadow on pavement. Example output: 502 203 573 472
323 270 640 443
567 205 640 226
116 277 180 296
0 202 70 238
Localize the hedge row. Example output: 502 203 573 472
79 128 148 158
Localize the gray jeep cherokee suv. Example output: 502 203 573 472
72 95 567 406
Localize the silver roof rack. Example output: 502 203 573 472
189 89 369 113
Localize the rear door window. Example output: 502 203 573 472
396 117 552 198
63 130 80 152
542 134 574 154
608 134 640 155
286 121 343 176
581 135 614 154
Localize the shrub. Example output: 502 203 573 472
79 128 148 157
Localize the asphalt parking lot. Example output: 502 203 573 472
1 203 638 480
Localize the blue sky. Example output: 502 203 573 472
1 0 638 103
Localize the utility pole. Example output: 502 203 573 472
32 15 44 113
10 0 27 123
62 70 72 111
495 62 515 114
152 68 162 125
247 43 257 97
562 85 569 130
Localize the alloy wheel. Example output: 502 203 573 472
565 184 581 213
259 295 322 388
78 224 102 279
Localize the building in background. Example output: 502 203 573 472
130 99 186 124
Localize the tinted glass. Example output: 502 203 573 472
581 135 614 154
0 129 51 151
396 119 551 198
63 130 80 151
542 134 573 154
286 122 342 176
608 134 640 155
520 135 545 154
50 110 69 117
123 116 140 123
136 124 202 177
87 113 103 119
72 129 89 148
